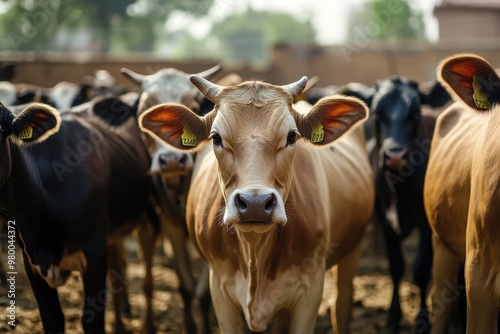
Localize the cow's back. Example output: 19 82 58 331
424 102 485 259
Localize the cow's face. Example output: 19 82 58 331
121 65 222 176
139 76 368 234
209 85 300 233
372 78 422 171
366 76 451 172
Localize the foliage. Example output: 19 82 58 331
346 0 426 42
0 0 213 53
205 7 317 64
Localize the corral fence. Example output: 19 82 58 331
2 40 500 89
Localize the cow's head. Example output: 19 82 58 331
139 76 368 233
438 53 500 112
121 64 222 176
356 76 450 172
0 102 61 185
15 86 55 107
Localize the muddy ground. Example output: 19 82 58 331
0 222 463 334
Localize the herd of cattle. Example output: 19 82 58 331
0 53 499 334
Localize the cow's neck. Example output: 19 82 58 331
237 231 276 279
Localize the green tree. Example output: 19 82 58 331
346 0 426 42
207 7 317 64
0 0 213 54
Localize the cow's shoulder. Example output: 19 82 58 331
434 102 470 139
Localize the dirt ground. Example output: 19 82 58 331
0 222 461 334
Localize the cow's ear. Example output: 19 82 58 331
299 95 368 146
91 97 135 126
11 103 61 144
419 81 451 108
339 82 375 108
139 103 210 152
438 54 500 111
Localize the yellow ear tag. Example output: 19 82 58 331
181 126 197 147
472 75 491 109
311 123 324 143
19 125 33 140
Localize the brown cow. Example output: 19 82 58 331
424 54 500 333
139 76 374 333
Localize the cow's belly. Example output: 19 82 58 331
424 105 481 259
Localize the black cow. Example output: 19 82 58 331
0 63 15 82
61 92 165 333
351 76 451 333
13 84 55 107
53 70 128 110
0 100 151 333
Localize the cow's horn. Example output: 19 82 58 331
282 76 308 99
194 64 222 79
190 75 222 103
120 68 145 85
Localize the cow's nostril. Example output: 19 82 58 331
179 154 187 164
235 194 247 210
384 147 408 159
159 155 168 165
264 193 276 212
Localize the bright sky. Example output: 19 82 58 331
166 0 441 45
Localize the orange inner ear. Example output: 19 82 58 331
448 60 481 89
148 109 178 123
159 125 182 141
35 112 49 119
142 106 187 146
324 103 357 128
450 61 476 78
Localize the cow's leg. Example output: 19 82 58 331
429 234 461 334
22 253 65 333
288 299 320 334
284 266 325 334
108 240 128 333
331 240 362 334
382 223 405 333
413 224 433 334
209 271 245 334
159 199 197 332
82 232 108 334
192 263 212 334
136 217 157 334
465 258 498 334
271 310 291 333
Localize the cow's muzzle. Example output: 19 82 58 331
225 188 287 233
152 151 193 176
383 146 408 171
234 192 277 223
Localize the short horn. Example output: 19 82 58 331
120 68 145 85
194 64 222 79
190 75 223 103
281 76 308 99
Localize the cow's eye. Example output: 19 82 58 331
286 131 296 146
212 133 223 147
